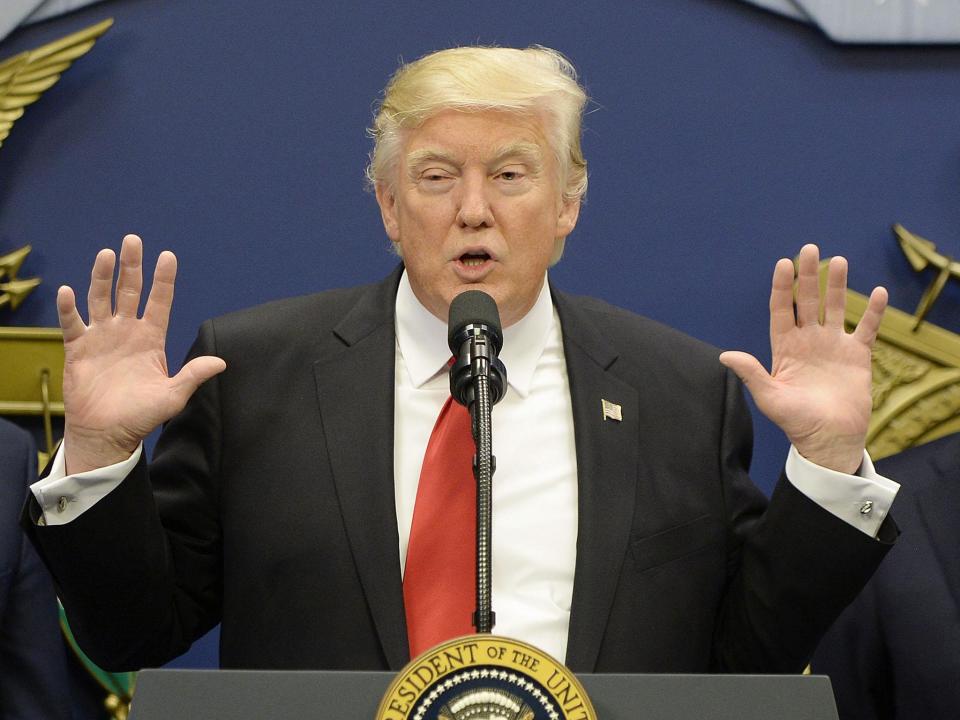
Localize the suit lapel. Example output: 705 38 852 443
313 267 410 669
553 291 639 672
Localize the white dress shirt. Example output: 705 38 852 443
394 271 579 659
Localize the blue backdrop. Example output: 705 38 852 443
2 0 959 669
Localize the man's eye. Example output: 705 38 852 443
421 170 452 182
496 169 525 182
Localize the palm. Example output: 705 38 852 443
764 326 873 442
64 320 171 441
720 245 887 474
58 236 225 473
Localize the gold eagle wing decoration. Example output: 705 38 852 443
0 17 113 151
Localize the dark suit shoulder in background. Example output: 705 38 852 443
0 418 73 720
813 433 960 720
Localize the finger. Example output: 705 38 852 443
769 258 796 338
87 248 116 322
114 234 144 318
143 251 177 334
794 244 821 327
823 255 848 329
169 356 227 407
56 285 86 343
853 286 888 346
719 350 774 391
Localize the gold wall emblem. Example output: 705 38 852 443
814 229 960 459
0 17 112 151
0 244 40 310
893 223 960 330
0 244 63 462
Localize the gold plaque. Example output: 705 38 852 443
377 635 597 720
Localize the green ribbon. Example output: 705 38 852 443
59 603 136 702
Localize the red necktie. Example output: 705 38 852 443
403 395 476 659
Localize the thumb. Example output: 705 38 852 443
718 351 772 394
170 356 227 404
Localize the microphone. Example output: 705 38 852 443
447 290 507 408
447 289 505 634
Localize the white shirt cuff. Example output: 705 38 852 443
785 445 899 538
29 440 143 526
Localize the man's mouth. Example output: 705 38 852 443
460 252 490 267
453 249 496 279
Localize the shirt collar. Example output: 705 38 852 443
395 270 554 398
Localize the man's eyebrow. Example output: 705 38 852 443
406 148 461 170
487 142 544 168
404 142 545 175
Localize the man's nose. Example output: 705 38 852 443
456 173 494 229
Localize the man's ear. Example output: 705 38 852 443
557 197 581 239
375 182 401 243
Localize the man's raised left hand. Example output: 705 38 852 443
719 243 887 474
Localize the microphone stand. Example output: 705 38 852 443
447 291 506 636
470 367 496 634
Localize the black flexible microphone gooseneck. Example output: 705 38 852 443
446 290 507 635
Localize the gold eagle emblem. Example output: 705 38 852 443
0 17 112 150
0 244 38 310
893 223 960 330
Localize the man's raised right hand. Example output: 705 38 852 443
58 234 226 475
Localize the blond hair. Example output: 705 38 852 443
367 46 588 261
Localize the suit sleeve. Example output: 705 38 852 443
712 367 897 673
811 588 889 720
21 322 224 672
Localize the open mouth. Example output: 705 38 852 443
459 252 491 267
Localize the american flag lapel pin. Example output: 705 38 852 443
601 398 622 422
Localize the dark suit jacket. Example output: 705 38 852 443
0 418 72 720
25 267 895 674
812 433 960 720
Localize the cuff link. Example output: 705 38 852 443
859 500 874 515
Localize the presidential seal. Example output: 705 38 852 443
376 636 596 720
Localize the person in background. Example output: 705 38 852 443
813 433 960 719
0 417 72 719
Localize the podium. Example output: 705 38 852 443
128 669 840 719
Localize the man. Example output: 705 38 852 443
812 433 960 719
0 418 72 719
24 46 897 674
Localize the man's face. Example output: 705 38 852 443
375 109 580 328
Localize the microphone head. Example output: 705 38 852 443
447 290 503 354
